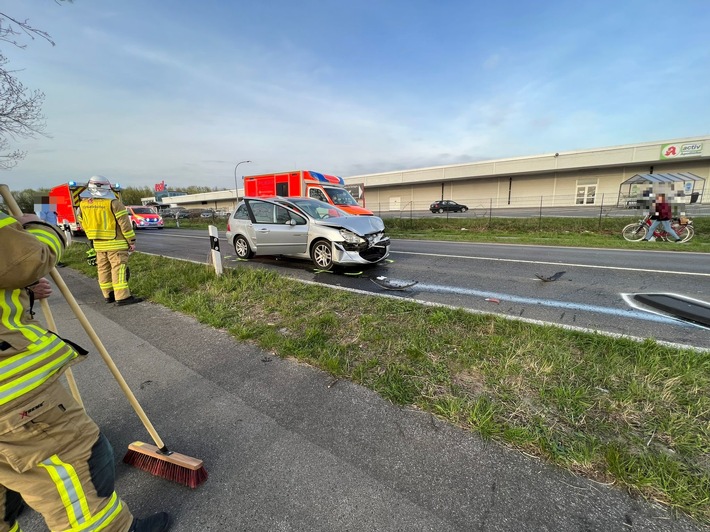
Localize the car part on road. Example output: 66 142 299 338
370 276 419 290
535 271 566 282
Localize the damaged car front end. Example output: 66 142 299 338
226 196 390 270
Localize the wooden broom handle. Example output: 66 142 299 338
0 184 166 449
40 298 85 409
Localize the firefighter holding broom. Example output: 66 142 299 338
78 175 143 306
0 210 170 531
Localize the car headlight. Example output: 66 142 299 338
339 229 365 244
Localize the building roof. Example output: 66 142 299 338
620 172 705 185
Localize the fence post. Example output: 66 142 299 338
539 195 543 230
488 198 492 227
598 193 605 230
208 225 223 276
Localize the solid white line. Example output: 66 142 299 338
391 250 710 277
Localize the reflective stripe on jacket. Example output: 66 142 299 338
79 198 135 251
0 213 81 413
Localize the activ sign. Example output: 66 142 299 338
660 142 703 159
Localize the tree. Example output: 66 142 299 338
0 3 70 169
120 187 152 206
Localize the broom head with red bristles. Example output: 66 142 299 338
123 441 208 488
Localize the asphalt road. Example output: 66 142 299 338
111 229 710 351
21 268 709 532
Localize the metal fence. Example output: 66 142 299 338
365 193 708 220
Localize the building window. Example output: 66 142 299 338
575 179 598 205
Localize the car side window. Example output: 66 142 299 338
250 200 276 223
235 204 250 220
291 212 307 225
275 206 291 224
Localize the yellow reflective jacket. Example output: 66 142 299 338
0 213 83 414
78 198 136 251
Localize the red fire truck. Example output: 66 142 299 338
243 170 372 216
46 181 86 234
45 181 124 234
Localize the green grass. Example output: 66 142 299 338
382 215 710 250
61 239 710 524
164 214 710 251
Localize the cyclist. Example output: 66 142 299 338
644 193 682 243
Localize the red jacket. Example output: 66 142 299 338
652 201 672 221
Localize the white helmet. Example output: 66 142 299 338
87 175 112 197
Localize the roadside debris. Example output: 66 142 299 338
535 271 566 282
370 276 419 291
484 297 500 304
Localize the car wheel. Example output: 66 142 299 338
438 208 444 213
233 235 254 259
461 207 468 212
311 239 333 270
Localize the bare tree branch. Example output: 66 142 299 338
0 3 70 169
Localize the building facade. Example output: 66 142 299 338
343 136 708 215
140 136 708 215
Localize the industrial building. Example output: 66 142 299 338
145 136 708 215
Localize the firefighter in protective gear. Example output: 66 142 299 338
78 176 142 306
0 211 152 531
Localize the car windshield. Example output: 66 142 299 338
278 198 350 219
323 186 358 206
132 207 156 215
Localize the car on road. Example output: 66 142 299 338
127 206 164 229
226 197 390 270
430 200 468 213
162 207 190 219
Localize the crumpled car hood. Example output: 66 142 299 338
315 215 385 235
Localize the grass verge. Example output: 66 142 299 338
164 215 709 251
61 243 710 523
382 216 710 250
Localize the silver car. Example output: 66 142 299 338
226 197 390 270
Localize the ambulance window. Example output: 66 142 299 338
308 188 328 203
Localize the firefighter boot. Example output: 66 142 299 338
130 512 171 532
115 295 144 306
104 291 115 303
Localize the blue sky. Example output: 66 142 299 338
2 0 709 191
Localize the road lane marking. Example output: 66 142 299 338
138 251 708 351
413 282 682 325
391 250 710 277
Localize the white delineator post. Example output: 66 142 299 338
62 220 72 246
208 225 223 275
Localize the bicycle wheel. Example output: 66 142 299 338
680 225 694 242
622 223 647 242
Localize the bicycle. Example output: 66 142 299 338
621 214 694 242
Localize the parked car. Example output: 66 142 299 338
163 208 190 219
127 206 164 229
199 210 215 218
226 197 390 270
430 200 468 213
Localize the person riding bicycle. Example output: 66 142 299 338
644 193 681 243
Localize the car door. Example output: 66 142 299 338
245 199 309 255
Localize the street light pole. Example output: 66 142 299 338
234 161 252 203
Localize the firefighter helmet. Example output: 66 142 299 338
86 175 113 197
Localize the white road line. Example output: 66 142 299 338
391 250 710 277
139 251 709 352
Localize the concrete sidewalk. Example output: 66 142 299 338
22 269 707 532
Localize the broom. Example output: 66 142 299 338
0 184 207 488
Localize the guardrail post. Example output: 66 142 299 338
208 225 223 275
